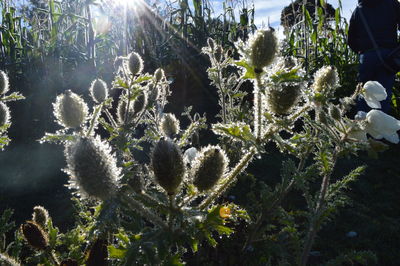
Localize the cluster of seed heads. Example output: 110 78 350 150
64 136 121 201
53 90 89 129
117 92 147 125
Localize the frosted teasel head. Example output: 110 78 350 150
151 138 185 195
0 102 11 127
32 206 49 229
117 96 132 125
160 113 180 137
0 70 10 95
361 81 387 109
240 28 278 72
127 52 144 76
133 91 147 114
191 145 228 192
313 66 339 93
64 136 121 201
89 79 108 103
53 90 89 129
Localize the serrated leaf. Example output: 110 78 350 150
213 123 255 143
234 60 256 79
0 92 25 102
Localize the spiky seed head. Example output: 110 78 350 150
64 136 121 201
215 45 223 62
207 38 215 50
0 71 10 95
266 83 301 115
0 253 20 266
330 105 341 120
0 102 10 127
192 145 228 192
127 52 143 76
154 68 165 82
313 66 339 92
249 29 277 71
60 259 79 266
89 79 108 103
160 113 180 137
117 98 131 125
20 221 48 250
32 206 49 229
85 238 108 266
151 138 185 195
53 90 89 128
133 92 147 115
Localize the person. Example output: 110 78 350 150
348 0 400 114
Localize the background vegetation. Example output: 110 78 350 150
0 0 399 265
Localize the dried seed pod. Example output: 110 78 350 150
154 68 165 82
0 71 10 95
117 98 132 124
215 45 223 62
60 259 78 266
151 138 185 195
192 145 228 192
32 206 49 229
20 221 48 250
249 29 277 71
128 52 143 76
64 136 121 201
89 79 108 103
53 90 89 128
85 238 108 266
0 102 10 127
313 66 339 92
266 83 301 115
160 113 180 137
317 111 328 125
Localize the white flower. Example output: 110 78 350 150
365 110 400 143
362 81 387 109
184 147 198 164
354 111 367 121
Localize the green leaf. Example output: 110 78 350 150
39 133 75 144
234 60 256 79
0 92 25 102
270 68 302 84
108 245 127 259
212 122 255 143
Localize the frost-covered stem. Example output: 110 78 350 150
243 147 312 252
217 66 227 124
254 73 264 140
168 194 175 231
104 109 118 128
120 194 168 230
86 104 103 137
300 146 340 266
47 250 59 266
199 147 256 210
137 192 169 212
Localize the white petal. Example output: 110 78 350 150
355 111 367 121
383 133 399 144
363 81 387 101
367 110 400 134
364 96 381 109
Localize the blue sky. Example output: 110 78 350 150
207 0 358 29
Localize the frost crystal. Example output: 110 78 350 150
89 79 108 103
64 136 121 201
53 90 89 128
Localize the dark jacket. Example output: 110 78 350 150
348 0 400 53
